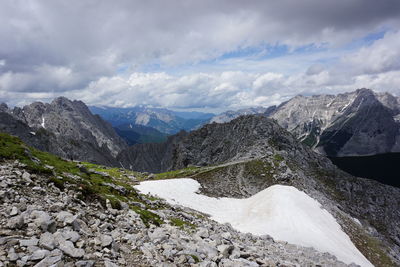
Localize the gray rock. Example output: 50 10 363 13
20 237 39 247
197 228 209 238
22 172 32 183
8 248 19 261
101 235 113 247
217 244 234 258
59 240 85 258
56 211 76 225
39 232 55 250
63 230 81 243
34 255 62 267
31 210 55 232
104 261 118 267
7 215 24 229
10 206 19 216
30 249 50 261
75 260 94 267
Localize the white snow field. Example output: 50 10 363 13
135 178 373 267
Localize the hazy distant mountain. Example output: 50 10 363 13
90 106 213 134
113 123 168 146
209 106 276 124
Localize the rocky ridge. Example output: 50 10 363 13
0 97 127 165
208 89 400 156
0 134 352 267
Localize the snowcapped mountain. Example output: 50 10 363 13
90 106 214 134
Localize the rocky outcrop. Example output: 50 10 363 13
0 97 127 165
117 115 297 173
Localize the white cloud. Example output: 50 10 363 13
0 0 400 109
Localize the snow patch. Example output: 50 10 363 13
41 116 45 128
135 178 372 267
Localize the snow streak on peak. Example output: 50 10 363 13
135 178 372 267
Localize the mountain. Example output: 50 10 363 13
0 132 362 266
209 106 276 123
117 115 400 266
209 89 400 157
113 123 167 146
0 97 127 165
170 110 215 120
270 88 400 156
89 106 213 134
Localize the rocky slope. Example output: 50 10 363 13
0 133 353 267
208 89 400 157
0 97 127 165
118 115 400 266
270 88 400 156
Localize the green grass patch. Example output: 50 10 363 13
131 206 164 227
339 214 395 267
189 254 200 263
155 166 204 179
170 217 196 230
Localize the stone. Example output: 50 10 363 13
7 215 24 229
22 172 32 182
217 244 234 258
104 261 118 267
30 249 50 261
20 237 39 247
101 235 113 247
148 228 167 243
59 240 85 258
39 232 55 250
63 230 81 243
10 206 19 216
197 228 209 238
75 260 94 267
31 210 56 232
56 211 76 225
72 219 91 235
34 255 62 267
8 248 19 261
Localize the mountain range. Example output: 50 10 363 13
0 90 400 265
89 106 214 135
209 88 400 157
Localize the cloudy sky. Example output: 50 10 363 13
1 0 400 112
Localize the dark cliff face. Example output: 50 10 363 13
0 97 127 165
317 89 399 156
